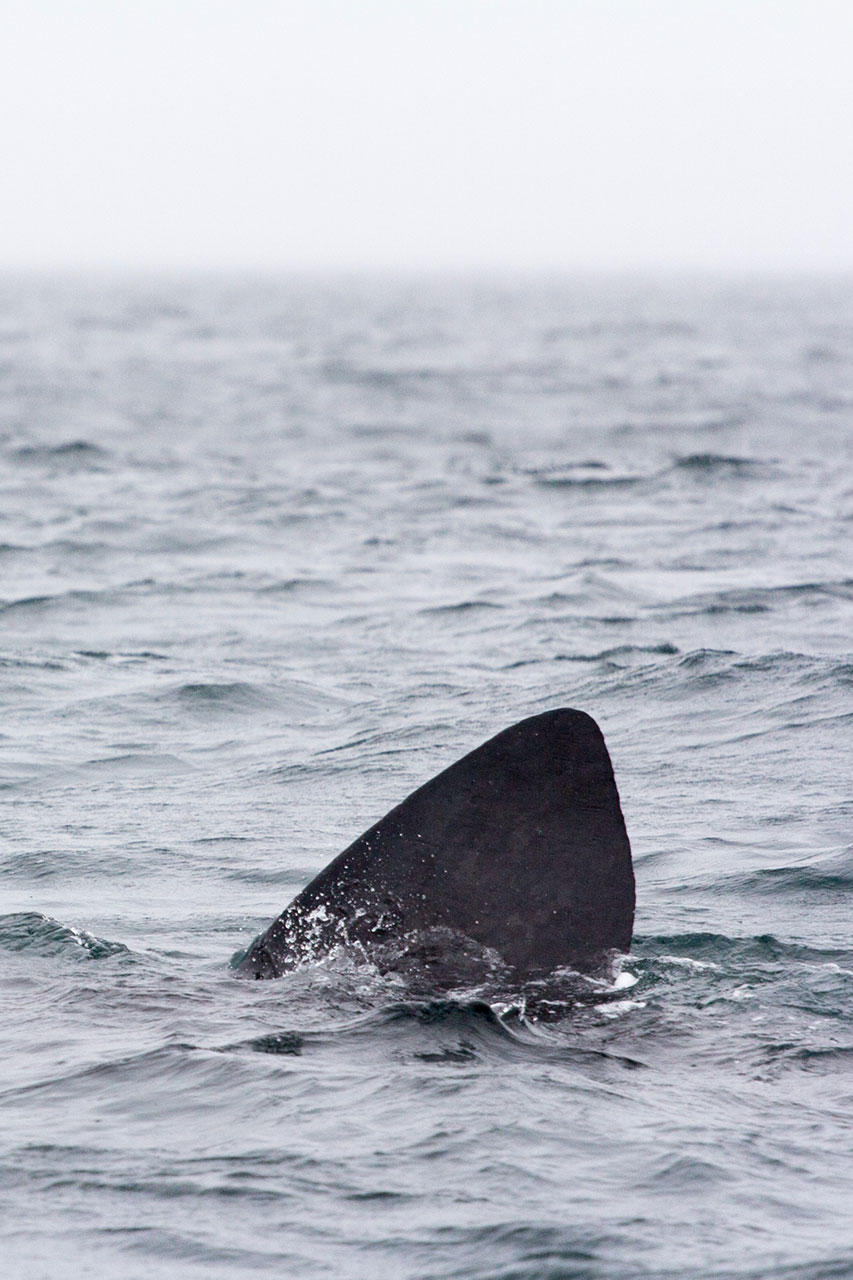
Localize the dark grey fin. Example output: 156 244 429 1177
236 708 634 981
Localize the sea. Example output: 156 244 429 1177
1 273 851 1279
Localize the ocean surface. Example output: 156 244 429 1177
1 273 851 1279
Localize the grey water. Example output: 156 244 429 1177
1 273 851 1279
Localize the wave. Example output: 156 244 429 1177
523 452 773 493
633 931 853 969
505 647 853 706
9 440 109 467
672 452 767 475
660 578 853 618
709 849 853 898
161 677 338 717
757 1044 853 1076
0 997 641 1116
241 1030 304 1055
576 647 853 708
419 600 504 616
73 649 169 663
0 653 67 671
172 681 273 711
258 576 335 595
528 464 643 489
229 998 645 1069
505 643 680 671
0 589 104 617
81 751 194 775
0 912 130 961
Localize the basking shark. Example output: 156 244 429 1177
236 708 633 982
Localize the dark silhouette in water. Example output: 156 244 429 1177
236 709 633 982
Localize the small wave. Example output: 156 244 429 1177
322 361 432 388
74 649 169 663
722 850 853 897
671 647 738 676
0 654 66 671
682 598 772 617
243 1031 303 1055
1 849 85 879
661 579 853 619
669 648 847 688
10 441 109 467
634 932 853 968
42 538 110 559
82 752 193 776
228 998 644 1069
645 1153 733 1189
503 643 679 671
761 1044 853 1076
419 600 504 616
0 589 103 617
673 452 765 475
258 576 335 595
348 421 419 440
633 932 780 965
169 682 280 713
162 677 337 717
528 464 643 489
0 1042 216 1107
226 865 312 887
559 642 679 663
380 1000 532 1063
0 912 129 960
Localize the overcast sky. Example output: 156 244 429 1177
2 0 851 272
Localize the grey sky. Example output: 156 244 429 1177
2 0 851 272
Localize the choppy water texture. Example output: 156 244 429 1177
1 274 852 1279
